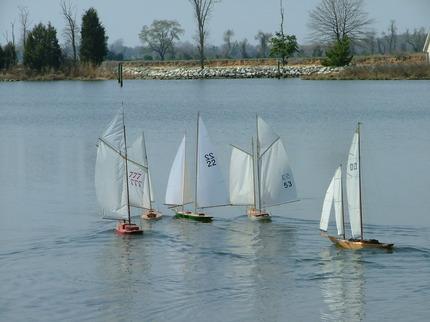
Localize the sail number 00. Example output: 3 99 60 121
349 162 358 171
204 153 216 167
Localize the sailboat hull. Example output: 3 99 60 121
141 209 163 220
328 236 393 250
174 211 213 223
247 208 271 220
115 221 143 235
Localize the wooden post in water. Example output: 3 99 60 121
118 63 123 87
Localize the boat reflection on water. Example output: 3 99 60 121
96 235 152 321
226 217 297 321
319 248 365 322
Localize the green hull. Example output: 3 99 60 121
174 212 213 223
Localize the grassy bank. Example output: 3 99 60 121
1 53 428 81
303 63 430 80
0 64 116 81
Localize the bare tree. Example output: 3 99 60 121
60 0 79 63
255 31 272 58
387 20 397 54
3 31 9 43
11 21 15 46
139 20 184 60
377 36 386 55
279 0 285 36
308 0 372 43
18 6 30 48
223 29 234 58
188 0 219 69
362 31 376 54
406 27 427 52
239 38 249 58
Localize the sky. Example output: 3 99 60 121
0 0 429 47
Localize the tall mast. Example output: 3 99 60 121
358 122 364 240
251 137 256 209
182 134 186 212
122 109 131 224
256 114 262 211
340 164 346 240
194 112 200 214
142 131 152 210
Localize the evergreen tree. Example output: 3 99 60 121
0 44 4 69
269 32 298 65
24 23 62 71
3 42 17 69
322 36 353 67
79 8 108 65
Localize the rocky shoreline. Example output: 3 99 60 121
122 65 342 80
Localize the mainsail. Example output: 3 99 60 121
257 116 297 208
127 133 152 210
95 110 128 219
346 127 362 238
165 135 192 206
229 146 254 206
320 166 344 236
196 115 229 208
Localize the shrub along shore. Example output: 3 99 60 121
0 54 428 81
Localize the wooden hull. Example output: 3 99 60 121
328 236 393 250
247 208 271 220
174 211 213 223
115 222 143 235
141 209 163 221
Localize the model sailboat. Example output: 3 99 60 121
320 123 393 249
95 109 146 234
165 113 229 222
128 132 163 220
230 116 298 220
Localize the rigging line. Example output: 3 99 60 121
259 137 281 159
198 203 232 209
98 138 148 170
230 144 252 156
263 199 301 208
164 202 194 209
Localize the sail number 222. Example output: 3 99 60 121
205 153 216 167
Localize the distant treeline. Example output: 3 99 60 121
105 26 428 62
0 0 428 74
0 5 107 74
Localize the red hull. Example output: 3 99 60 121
115 222 143 235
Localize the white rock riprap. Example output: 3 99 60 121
122 65 341 80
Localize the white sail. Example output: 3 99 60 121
229 146 254 206
95 111 128 219
126 160 149 210
257 116 280 154
333 166 344 236
165 135 192 206
320 166 344 236
346 129 362 238
101 109 125 154
128 133 152 209
320 172 335 232
196 116 229 208
259 138 297 207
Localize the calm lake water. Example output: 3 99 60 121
0 79 429 321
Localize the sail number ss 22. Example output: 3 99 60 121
204 153 217 167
